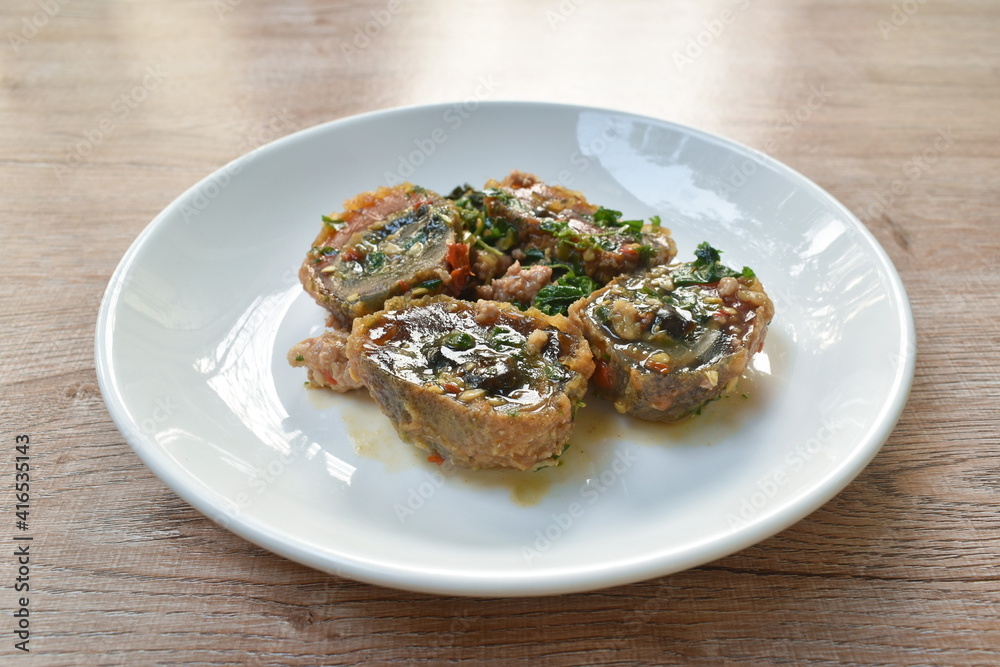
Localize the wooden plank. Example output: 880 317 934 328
2 0 999 664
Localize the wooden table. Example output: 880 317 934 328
3 0 998 664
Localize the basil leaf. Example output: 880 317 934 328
592 207 622 226
693 241 723 265
414 277 443 290
441 331 476 351
533 274 599 315
672 242 745 286
521 247 548 265
593 207 642 235
365 251 386 273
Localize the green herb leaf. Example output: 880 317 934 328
593 206 642 235
449 186 487 233
620 217 643 234
414 277 443 291
446 185 470 200
693 242 722 265
534 274 599 315
521 247 548 265
672 242 743 286
592 207 622 227
365 251 386 273
441 331 476 351
485 188 517 207
322 215 346 231
488 326 523 349
638 244 657 262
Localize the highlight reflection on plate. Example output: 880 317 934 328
95 102 914 596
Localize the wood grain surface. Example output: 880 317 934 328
2 0 999 664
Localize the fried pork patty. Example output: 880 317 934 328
482 171 677 285
299 184 463 328
287 325 363 392
569 245 774 422
347 295 594 470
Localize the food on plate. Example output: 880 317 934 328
299 184 464 329
477 170 677 285
286 323 363 392
474 260 553 305
290 171 773 470
346 295 594 470
447 172 676 314
568 243 774 422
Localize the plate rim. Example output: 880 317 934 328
94 100 916 596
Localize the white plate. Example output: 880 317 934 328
95 102 915 596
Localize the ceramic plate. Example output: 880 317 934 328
95 102 915 596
